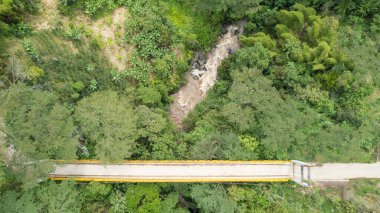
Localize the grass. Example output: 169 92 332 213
164 0 222 50
21 30 127 102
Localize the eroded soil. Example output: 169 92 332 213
169 25 241 128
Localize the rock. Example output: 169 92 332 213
198 59 206 66
191 69 204 80
228 48 233 55
222 27 228 34
190 52 207 70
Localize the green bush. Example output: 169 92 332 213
26 66 44 81
137 86 162 106
240 32 277 50
22 39 39 62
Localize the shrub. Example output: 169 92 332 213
12 22 32 38
22 39 39 62
66 25 82 41
240 32 277 50
26 66 44 81
137 86 162 106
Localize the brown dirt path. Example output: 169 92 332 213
169 25 241 128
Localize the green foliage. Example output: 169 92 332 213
240 32 276 50
0 0 13 13
110 69 122 82
22 39 39 62
190 184 237 213
269 62 311 90
188 63 373 161
153 53 174 79
12 22 32 38
238 135 259 152
294 85 336 115
124 51 149 83
134 105 184 160
0 146 7 188
1 84 77 160
0 1 379 212
265 0 380 18
135 106 165 139
356 0 380 17
232 43 273 70
0 0 38 39
227 183 363 212
0 190 40 213
244 6 277 34
36 181 82 213
270 5 342 71
110 184 184 213
276 9 305 32
82 182 111 202
119 0 199 92
26 66 44 82
292 3 317 22
66 25 82 41
124 1 171 60
137 86 162 106
221 102 255 132
8 155 53 189
241 4 373 128
166 0 222 50
82 0 118 16
89 79 98 91
0 182 82 212
121 184 161 212
191 132 255 160
196 0 261 19
24 31 117 102
75 90 138 160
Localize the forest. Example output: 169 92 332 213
0 0 379 212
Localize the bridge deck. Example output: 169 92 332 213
50 160 292 182
50 160 380 184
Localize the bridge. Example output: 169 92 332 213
50 160 380 187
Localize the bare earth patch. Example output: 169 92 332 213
0 117 14 162
169 26 241 128
0 117 5 146
73 8 131 71
27 4 131 70
26 0 60 30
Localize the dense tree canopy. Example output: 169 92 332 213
0 0 379 212
1 84 77 160
75 90 138 161
196 0 261 19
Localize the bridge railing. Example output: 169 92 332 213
291 160 315 187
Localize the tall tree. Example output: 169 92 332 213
191 132 253 160
0 190 40 213
191 184 237 213
36 181 82 213
75 90 138 161
0 83 77 160
110 184 185 213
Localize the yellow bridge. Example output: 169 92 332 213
50 160 380 187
